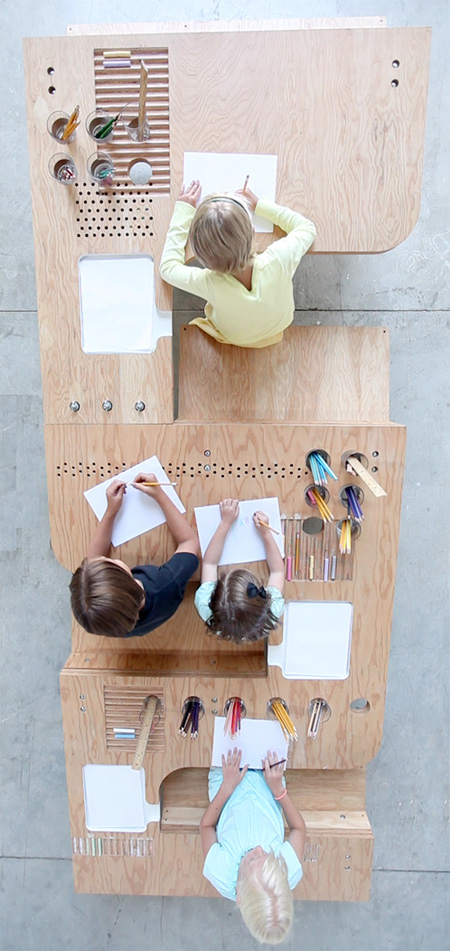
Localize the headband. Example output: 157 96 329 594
247 582 267 600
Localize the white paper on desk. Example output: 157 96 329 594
79 255 154 353
183 152 278 232
212 718 288 769
83 455 185 548
83 765 160 832
194 497 284 565
268 601 353 680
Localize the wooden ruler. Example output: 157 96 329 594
346 456 387 498
132 696 159 770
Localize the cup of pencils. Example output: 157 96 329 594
47 111 78 143
85 110 117 143
48 153 77 185
87 151 116 186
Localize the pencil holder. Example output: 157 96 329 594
181 696 205 720
305 448 331 469
339 484 364 507
336 518 361 541
47 111 77 142
307 698 331 722
122 104 151 142
87 151 116 186
341 450 369 471
223 697 247 719
305 484 330 507
85 110 115 142
48 153 77 185
266 697 290 718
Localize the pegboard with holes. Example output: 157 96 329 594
54 459 311 481
75 182 154 239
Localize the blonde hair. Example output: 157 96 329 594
189 195 254 273
237 851 294 944
206 568 280 644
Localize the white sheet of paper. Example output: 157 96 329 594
79 255 154 353
83 455 185 548
212 718 289 769
268 601 353 679
183 152 278 232
83 765 159 832
194 497 284 565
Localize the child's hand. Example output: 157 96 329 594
105 480 126 516
222 747 249 794
253 510 270 534
220 498 239 527
178 180 202 207
262 750 285 798
235 186 259 212
132 472 163 499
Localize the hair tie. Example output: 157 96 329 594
247 582 267 600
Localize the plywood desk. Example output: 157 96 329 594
23 21 417 900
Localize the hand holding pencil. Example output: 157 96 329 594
132 472 166 499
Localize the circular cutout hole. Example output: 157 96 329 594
223 697 247 719
47 67 54 75
350 698 371 713
336 517 361 541
341 451 369 472
391 59 400 68
305 448 331 469
339 484 364 506
128 160 154 185
48 85 56 94
303 516 324 536
267 697 290 717
305 484 330 508
391 78 399 88
307 698 331 722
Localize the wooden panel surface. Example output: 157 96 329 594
68 18 387 36
179 325 390 422
24 28 429 424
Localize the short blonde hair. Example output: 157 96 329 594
237 850 294 944
189 195 254 273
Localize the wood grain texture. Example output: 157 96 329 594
67 18 387 36
179 325 390 422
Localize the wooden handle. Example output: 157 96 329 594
132 696 159 770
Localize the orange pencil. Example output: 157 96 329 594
256 519 280 535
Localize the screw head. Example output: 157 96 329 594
204 449 211 457
135 401 145 412
69 400 80 412
102 400 113 412
204 464 211 472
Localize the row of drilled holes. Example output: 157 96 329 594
56 463 311 478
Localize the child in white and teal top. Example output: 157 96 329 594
194 499 285 644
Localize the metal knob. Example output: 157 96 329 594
135 400 145 412
69 400 80 412
102 400 113 412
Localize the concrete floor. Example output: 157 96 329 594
0 2 449 950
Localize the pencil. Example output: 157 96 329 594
243 174 250 192
130 481 178 487
256 519 280 535
269 758 287 769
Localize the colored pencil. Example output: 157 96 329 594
256 519 280 535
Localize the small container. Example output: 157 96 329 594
47 111 76 142
336 518 361 541
122 104 151 142
87 151 116 186
305 484 330 508
85 110 115 142
48 153 77 185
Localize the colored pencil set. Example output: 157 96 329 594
339 517 353 554
307 452 338 487
281 514 303 581
344 485 364 521
270 700 298 742
307 699 328 738
179 698 201 739
224 698 243 739
306 487 335 522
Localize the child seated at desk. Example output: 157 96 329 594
159 179 316 348
194 499 285 643
200 748 306 945
70 475 199 638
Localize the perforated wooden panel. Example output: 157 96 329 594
104 686 165 752
94 47 169 193
74 181 155 239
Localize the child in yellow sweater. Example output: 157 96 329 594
159 180 316 348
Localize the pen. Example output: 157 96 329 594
243 174 250 192
269 758 287 769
